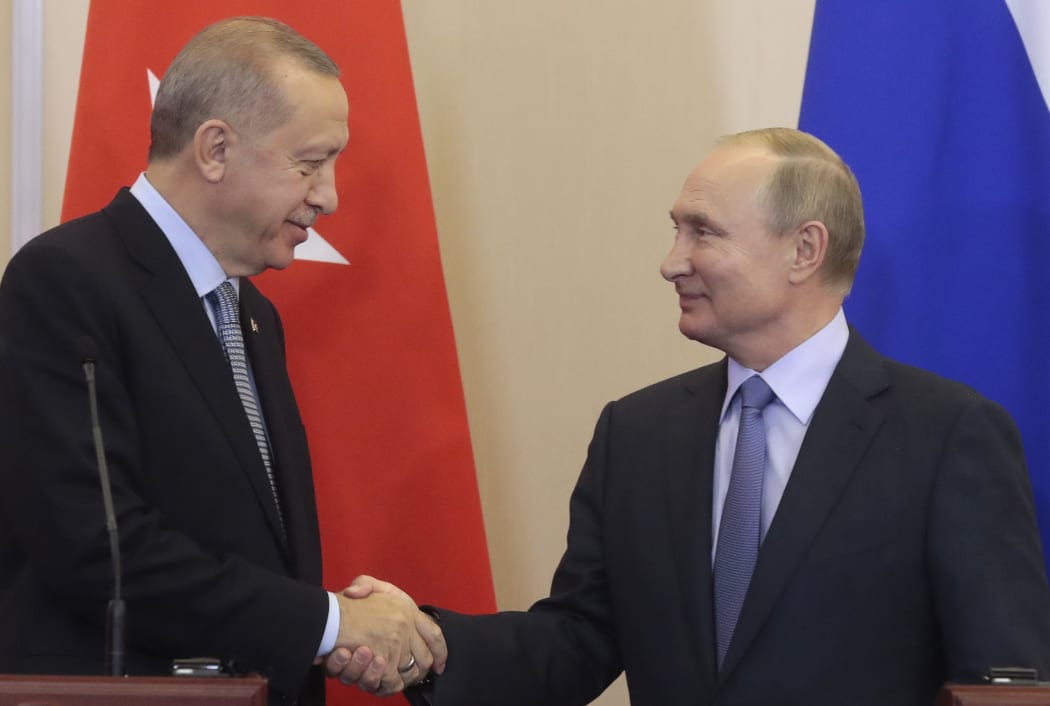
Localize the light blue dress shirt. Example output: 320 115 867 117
712 308 849 562
129 173 341 657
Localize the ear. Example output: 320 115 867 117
787 219 829 285
192 119 235 183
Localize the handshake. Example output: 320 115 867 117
318 575 445 696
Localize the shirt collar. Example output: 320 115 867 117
722 308 849 424
129 172 237 297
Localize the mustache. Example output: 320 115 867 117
288 207 320 230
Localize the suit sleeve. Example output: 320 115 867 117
0 237 328 692
927 394 1050 681
428 402 624 706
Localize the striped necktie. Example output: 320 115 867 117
207 281 286 538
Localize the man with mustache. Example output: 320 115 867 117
0 16 442 706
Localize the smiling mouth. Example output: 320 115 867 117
676 292 707 309
286 222 312 243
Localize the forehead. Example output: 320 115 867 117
273 85 348 156
672 146 778 220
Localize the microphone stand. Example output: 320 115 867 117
82 350 125 678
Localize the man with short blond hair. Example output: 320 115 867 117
350 127 1050 706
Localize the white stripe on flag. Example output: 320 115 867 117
1005 0 1050 114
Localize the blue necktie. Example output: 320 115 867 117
713 374 775 667
207 281 286 538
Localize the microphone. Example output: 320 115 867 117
79 335 125 678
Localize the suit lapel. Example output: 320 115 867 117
104 190 290 555
665 360 727 684
240 280 320 581
716 331 890 682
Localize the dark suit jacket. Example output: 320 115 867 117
0 189 328 704
426 332 1050 706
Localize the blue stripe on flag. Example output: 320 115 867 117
800 0 1050 564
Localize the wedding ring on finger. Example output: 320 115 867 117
398 656 417 674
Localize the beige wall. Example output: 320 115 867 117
3 2 816 703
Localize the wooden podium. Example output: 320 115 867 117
938 683 1050 705
0 675 267 706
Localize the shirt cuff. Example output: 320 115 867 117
316 591 341 658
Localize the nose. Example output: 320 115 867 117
307 162 339 215
660 236 693 282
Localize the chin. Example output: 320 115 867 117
678 318 717 347
264 247 298 271
266 257 296 271
678 314 702 338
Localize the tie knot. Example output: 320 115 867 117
207 281 240 322
739 375 775 411
210 281 237 306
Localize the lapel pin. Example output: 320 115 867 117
250 317 259 334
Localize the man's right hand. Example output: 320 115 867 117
324 576 446 695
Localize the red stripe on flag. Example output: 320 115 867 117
65 3 496 703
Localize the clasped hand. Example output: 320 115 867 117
319 575 445 696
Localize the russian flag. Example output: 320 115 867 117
800 1 1050 563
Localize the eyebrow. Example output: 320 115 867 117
670 209 720 232
299 140 348 161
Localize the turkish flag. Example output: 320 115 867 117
63 2 496 702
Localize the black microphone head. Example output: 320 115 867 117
77 335 98 366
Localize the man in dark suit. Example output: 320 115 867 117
0 17 442 705
343 127 1050 704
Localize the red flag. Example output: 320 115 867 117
64 3 496 702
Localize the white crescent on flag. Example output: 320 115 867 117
146 68 350 266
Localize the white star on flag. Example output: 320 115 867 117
147 69 350 266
